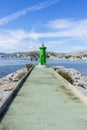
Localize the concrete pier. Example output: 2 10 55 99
1 67 87 130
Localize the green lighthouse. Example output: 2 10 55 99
39 44 46 65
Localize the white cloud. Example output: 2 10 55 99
0 18 87 52
46 19 76 29
0 30 25 52
45 18 87 40
0 29 41 52
46 19 83 29
26 38 40 51
0 0 59 25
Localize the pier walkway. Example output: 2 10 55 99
1 67 87 130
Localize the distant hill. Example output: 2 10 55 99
1 50 87 58
0 52 23 56
0 51 59 58
67 50 87 56
0 52 9 56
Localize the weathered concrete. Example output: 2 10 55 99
1 67 87 130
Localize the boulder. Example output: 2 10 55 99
0 89 4 100
1 84 14 91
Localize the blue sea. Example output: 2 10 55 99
0 58 87 78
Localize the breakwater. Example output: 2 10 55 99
52 66 87 104
0 66 34 117
1 67 87 130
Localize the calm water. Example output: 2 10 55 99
0 58 87 78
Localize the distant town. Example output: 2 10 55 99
0 50 87 60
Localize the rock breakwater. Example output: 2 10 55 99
0 68 27 110
52 66 87 97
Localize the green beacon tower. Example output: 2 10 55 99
39 44 46 65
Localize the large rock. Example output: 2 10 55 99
0 89 4 101
1 84 14 91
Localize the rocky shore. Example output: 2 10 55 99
0 68 28 102
52 66 87 97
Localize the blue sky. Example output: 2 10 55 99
0 0 87 53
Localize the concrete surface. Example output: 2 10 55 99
1 67 87 130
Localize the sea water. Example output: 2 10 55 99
0 58 87 78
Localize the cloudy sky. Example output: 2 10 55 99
0 0 87 53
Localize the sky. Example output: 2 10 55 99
0 0 87 53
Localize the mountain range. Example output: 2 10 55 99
67 50 87 56
0 50 87 57
0 52 23 56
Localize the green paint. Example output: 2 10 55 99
39 45 46 65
